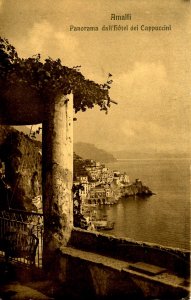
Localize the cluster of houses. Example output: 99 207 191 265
73 158 130 207
73 157 153 230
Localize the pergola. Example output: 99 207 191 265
0 37 113 268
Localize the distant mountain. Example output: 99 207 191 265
74 142 116 163
12 127 116 162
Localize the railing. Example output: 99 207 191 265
0 209 43 268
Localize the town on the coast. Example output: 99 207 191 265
71 153 153 231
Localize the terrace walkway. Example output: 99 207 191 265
0 247 190 300
0 255 56 299
0 258 81 300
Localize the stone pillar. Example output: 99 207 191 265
42 93 73 268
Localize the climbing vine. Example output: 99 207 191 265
0 37 114 114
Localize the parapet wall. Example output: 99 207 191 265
53 229 190 299
69 228 190 277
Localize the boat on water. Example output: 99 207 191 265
91 220 115 231
83 206 115 231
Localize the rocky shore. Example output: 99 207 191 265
120 179 153 198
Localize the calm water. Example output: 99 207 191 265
97 159 190 250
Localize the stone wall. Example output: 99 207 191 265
69 228 190 277
55 244 190 299
49 229 190 299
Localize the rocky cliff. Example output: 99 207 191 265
120 179 153 197
0 126 41 211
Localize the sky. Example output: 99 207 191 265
0 0 190 156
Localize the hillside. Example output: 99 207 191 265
0 125 42 211
74 142 116 163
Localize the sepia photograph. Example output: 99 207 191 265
0 1 190 299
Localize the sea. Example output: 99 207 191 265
96 158 190 250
